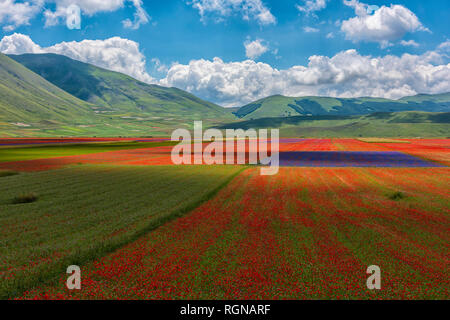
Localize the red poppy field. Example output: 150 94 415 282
1 138 448 171
0 138 448 300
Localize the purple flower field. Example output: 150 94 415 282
279 151 444 167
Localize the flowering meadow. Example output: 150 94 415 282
0 165 243 299
0 138 448 300
278 151 443 167
0 138 446 171
19 167 449 300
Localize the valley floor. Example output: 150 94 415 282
0 138 448 299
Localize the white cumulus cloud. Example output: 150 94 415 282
341 1 428 47
0 0 149 30
0 32 43 53
400 40 419 48
303 26 319 33
0 0 43 31
188 0 276 25
244 39 268 60
44 0 149 29
121 0 149 29
2 34 449 109
438 40 450 52
161 46 450 107
296 0 327 15
0 33 155 83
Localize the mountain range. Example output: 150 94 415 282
234 93 450 120
9 53 232 121
221 111 450 138
0 52 449 137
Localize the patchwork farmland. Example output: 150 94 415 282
0 138 448 300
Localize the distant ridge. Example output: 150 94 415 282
234 93 450 120
220 111 450 138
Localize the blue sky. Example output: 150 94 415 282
0 0 449 106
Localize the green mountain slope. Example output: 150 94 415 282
2 52 448 138
9 53 232 121
235 94 450 120
220 111 450 138
0 53 94 125
398 92 450 103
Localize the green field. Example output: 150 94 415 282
0 165 244 299
15 166 450 300
0 141 177 162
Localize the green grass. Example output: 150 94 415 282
0 164 245 299
0 140 177 162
